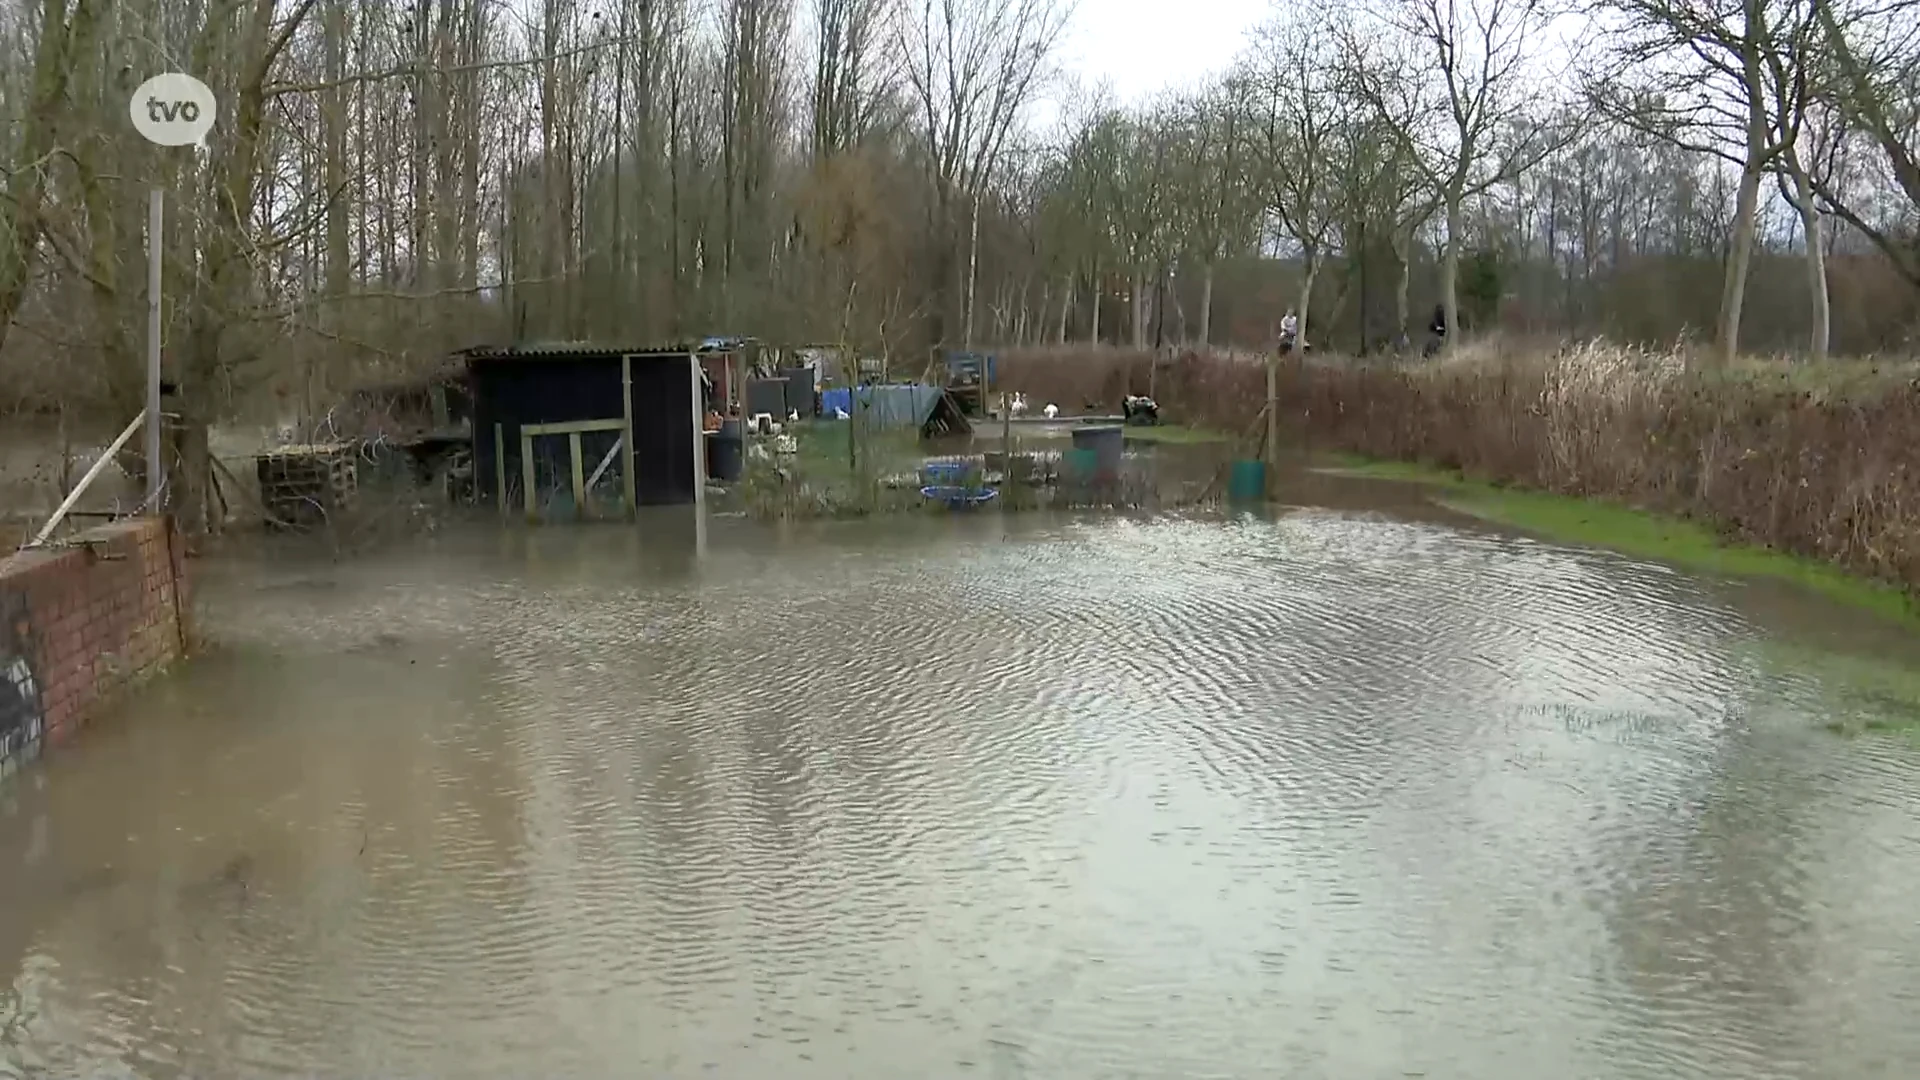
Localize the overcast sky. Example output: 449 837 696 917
1056 0 1271 107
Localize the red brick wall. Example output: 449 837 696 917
0 517 190 776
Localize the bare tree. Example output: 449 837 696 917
1248 8 1357 353
1345 0 1572 351
810 0 897 158
0 0 110 357
1807 0 1920 291
899 0 1070 345
1585 0 1823 361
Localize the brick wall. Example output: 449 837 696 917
0 517 190 777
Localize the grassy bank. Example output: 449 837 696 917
1319 453 1920 625
1764 642 1920 736
1334 451 1920 739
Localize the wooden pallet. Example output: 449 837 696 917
256 443 358 530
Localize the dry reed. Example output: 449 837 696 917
996 340 1920 591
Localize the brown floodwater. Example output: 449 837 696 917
4 493 1920 1079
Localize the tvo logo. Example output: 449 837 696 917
129 72 217 147
144 98 203 124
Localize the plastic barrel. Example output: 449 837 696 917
1070 425 1124 480
1227 459 1266 502
1063 448 1099 483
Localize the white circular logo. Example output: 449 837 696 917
129 73 217 146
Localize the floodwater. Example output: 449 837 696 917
5 489 1920 1079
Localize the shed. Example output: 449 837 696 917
461 342 707 520
850 384 974 437
695 336 763 414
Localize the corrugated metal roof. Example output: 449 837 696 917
457 341 718 362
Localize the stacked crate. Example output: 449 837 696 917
256 443 358 530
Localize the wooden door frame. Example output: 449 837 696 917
517 418 629 523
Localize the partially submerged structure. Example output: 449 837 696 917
342 360 473 438
461 343 707 520
942 351 996 415
337 361 476 498
256 443 358 530
819 384 974 438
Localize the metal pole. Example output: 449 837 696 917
146 186 164 509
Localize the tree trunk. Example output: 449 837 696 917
1717 158 1763 365
1057 273 1072 343
1440 192 1463 350
321 0 350 413
1391 231 1412 346
1295 253 1320 355
178 0 301 533
1717 26 1770 366
1789 157 1830 361
1198 261 1214 347
1130 272 1147 348
1088 264 1101 344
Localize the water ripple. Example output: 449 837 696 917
3 510 1919 1079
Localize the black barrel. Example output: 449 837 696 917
707 420 744 481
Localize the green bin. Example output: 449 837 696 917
1227 459 1267 502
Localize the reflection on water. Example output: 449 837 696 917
3 504 1919 1079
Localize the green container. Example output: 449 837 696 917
1063 448 1099 481
1227 459 1267 502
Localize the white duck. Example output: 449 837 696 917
1042 403 1059 419
1009 392 1028 417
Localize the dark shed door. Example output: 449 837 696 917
471 357 624 509
627 355 700 506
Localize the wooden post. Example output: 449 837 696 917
493 422 507 516
621 354 637 516
568 431 586 511
521 432 537 523
689 354 707 508
1265 353 1279 495
1001 387 1012 486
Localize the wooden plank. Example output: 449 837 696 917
621 354 637 516
586 436 623 494
569 430 586 511
520 418 627 436
29 410 145 547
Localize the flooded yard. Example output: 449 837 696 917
3 492 1919 1078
